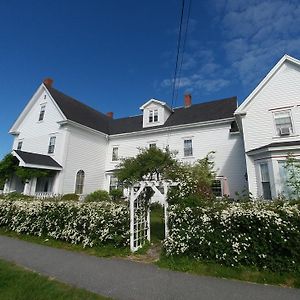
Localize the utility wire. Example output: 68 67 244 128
171 0 185 109
174 0 192 104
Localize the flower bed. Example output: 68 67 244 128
164 201 300 272
0 200 129 248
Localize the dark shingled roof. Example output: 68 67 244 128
47 86 111 133
247 140 300 154
47 86 237 135
14 150 62 169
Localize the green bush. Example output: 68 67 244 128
85 190 110 202
164 200 300 273
109 189 123 201
61 193 79 201
0 192 34 201
0 200 129 247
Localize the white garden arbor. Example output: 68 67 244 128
128 180 176 252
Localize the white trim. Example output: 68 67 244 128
139 98 173 111
57 119 109 138
109 117 234 139
9 84 67 134
235 54 300 115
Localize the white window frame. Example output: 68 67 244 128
259 162 272 199
153 109 158 122
212 179 223 198
273 109 294 136
48 136 56 154
38 104 46 121
112 146 119 161
183 139 193 157
17 140 23 150
75 170 85 194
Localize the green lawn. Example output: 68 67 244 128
157 254 300 289
150 204 165 243
0 259 110 300
0 228 130 258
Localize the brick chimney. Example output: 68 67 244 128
43 78 53 87
106 112 114 118
184 94 192 108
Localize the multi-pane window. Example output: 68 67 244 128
149 109 158 123
17 141 23 150
39 105 46 121
48 136 56 154
109 175 119 192
153 109 158 122
149 143 156 149
112 147 118 161
212 180 222 197
274 110 293 136
184 139 193 157
260 163 272 199
75 170 85 194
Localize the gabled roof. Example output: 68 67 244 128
235 54 300 115
109 97 237 134
45 85 236 135
47 86 111 134
13 150 62 170
139 99 173 111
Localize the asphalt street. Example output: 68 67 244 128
0 235 299 300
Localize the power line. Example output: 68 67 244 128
171 0 185 109
174 0 192 104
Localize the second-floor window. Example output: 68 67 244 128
149 109 158 123
274 110 293 136
48 136 56 154
39 105 46 121
184 139 193 157
112 147 118 161
17 141 23 150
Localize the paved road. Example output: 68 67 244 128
0 235 299 300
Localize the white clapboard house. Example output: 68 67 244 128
4 54 300 200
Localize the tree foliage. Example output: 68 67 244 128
115 147 178 186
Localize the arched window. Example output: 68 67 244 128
75 170 85 194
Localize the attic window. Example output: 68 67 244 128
39 105 46 121
273 110 293 136
149 109 158 123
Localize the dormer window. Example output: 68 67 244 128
274 110 293 136
39 105 46 121
149 109 158 123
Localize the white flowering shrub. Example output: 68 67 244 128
164 201 300 272
0 200 129 248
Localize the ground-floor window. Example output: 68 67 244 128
109 175 119 192
260 163 272 199
212 180 222 197
278 160 298 198
75 170 85 194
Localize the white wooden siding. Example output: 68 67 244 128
107 122 247 197
62 125 108 194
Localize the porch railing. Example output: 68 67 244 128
35 192 61 200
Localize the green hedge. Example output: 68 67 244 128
164 200 300 273
0 200 129 248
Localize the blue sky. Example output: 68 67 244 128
1 0 300 158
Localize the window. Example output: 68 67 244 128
17 141 23 150
112 147 118 161
274 110 293 136
212 180 222 197
260 163 272 199
153 109 158 122
149 110 153 123
149 143 156 149
48 136 56 154
149 109 158 123
109 175 118 191
39 105 46 121
184 139 193 157
75 170 85 194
